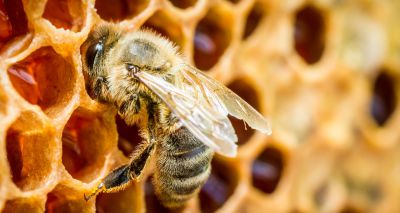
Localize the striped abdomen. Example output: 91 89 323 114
153 127 214 208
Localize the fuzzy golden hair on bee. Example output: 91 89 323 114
132 27 181 60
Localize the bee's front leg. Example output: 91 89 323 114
90 76 110 102
84 141 155 201
118 94 141 116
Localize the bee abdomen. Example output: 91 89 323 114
153 127 214 208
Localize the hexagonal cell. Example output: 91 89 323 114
0 0 28 50
5 111 56 191
200 159 238 213
45 186 91 212
227 79 260 145
96 183 141 213
3 197 44 213
145 177 173 213
194 7 232 70
116 115 142 157
7 47 76 118
370 71 396 126
294 5 326 64
251 147 284 194
43 0 84 31
243 2 266 40
95 0 149 22
142 10 184 49
61 108 115 182
168 0 197 9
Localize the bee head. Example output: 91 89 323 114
81 24 121 83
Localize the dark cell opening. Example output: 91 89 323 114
169 0 197 9
145 177 177 213
95 0 149 22
228 80 260 145
243 2 265 39
62 109 111 182
251 147 283 193
370 72 396 126
142 11 184 49
200 159 237 213
294 5 325 64
0 0 28 49
43 0 83 31
116 115 141 157
194 9 231 70
227 0 241 3
7 47 75 118
340 206 362 213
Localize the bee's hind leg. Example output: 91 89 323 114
84 164 130 201
84 141 155 201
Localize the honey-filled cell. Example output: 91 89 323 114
61 108 115 182
0 0 28 50
5 112 56 192
7 47 76 118
43 0 84 31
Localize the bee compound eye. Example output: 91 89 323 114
85 39 104 70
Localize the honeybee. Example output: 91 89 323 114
81 24 271 208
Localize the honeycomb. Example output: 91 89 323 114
1 0 400 212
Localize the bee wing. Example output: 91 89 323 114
181 65 272 135
135 71 238 157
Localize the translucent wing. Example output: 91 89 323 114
135 71 238 157
180 65 272 135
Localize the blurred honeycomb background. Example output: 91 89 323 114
1 0 400 212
